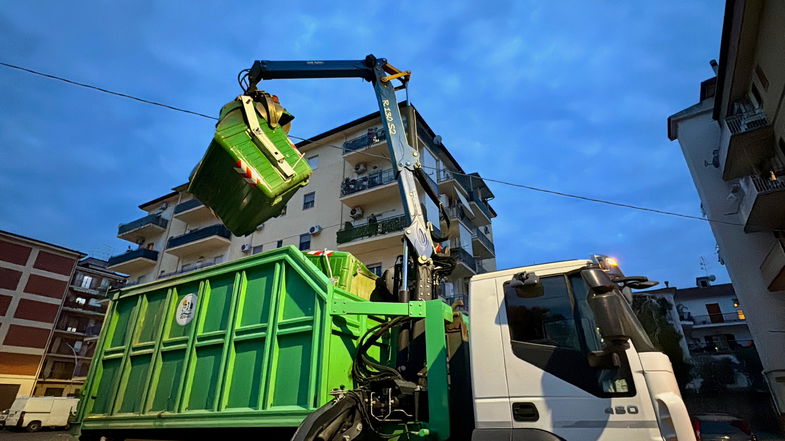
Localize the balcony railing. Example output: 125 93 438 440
692 313 745 326
337 214 407 244
160 260 220 279
166 224 231 249
473 227 495 253
118 213 168 236
107 248 159 267
739 174 785 232
470 193 495 220
341 169 396 196
720 107 775 180
343 128 386 154
451 247 476 272
174 198 203 214
726 109 768 135
437 169 472 194
689 339 754 355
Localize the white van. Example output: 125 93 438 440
2 396 79 432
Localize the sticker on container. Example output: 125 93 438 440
176 294 198 326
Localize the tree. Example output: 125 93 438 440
632 296 693 387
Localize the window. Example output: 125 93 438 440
737 309 746 320
299 234 311 251
303 192 316 210
276 240 283 248
80 275 94 289
252 245 263 255
307 155 319 170
367 263 383 277
504 275 580 350
44 387 64 397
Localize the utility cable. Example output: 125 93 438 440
0 61 749 229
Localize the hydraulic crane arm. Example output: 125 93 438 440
245 55 443 300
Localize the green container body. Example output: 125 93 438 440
304 251 378 300
188 100 312 236
75 246 392 433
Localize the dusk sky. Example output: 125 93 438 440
0 1 728 288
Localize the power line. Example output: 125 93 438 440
0 61 745 229
0 62 218 120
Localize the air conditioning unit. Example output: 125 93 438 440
354 163 367 174
309 225 322 235
349 207 364 219
241 244 252 252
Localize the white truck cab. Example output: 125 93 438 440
469 259 695 441
3 396 79 432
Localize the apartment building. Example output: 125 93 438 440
667 0 785 418
0 231 84 409
34 257 125 397
106 104 496 305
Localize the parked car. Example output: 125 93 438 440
3 396 79 432
0 408 8 428
691 413 757 441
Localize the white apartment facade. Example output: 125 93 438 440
107 105 496 305
668 0 785 419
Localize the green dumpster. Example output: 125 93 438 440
74 246 392 437
189 92 312 236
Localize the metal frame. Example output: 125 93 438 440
330 299 454 440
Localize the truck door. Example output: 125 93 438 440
496 272 662 441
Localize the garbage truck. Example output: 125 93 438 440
72 56 696 441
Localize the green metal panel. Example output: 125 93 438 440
75 246 392 434
188 99 312 236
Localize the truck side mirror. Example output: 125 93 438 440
503 272 543 298
582 268 631 354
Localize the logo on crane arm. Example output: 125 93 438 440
176 294 198 326
381 99 397 135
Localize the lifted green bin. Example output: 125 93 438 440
73 246 392 438
189 92 312 236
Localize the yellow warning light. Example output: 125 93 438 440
605 257 619 267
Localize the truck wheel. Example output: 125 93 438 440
26 421 42 432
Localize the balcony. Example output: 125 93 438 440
692 312 746 328
437 169 472 197
738 174 785 232
117 213 168 243
469 193 495 226
336 214 407 255
472 227 495 259
450 247 477 276
165 224 231 258
340 169 398 207
761 238 785 291
689 339 754 355
343 128 389 166
160 259 223 279
107 248 159 274
719 108 774 181
173 198 214 225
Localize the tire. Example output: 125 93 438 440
26 420 42 432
